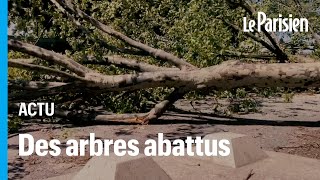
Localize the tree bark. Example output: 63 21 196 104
142 88 190 124
81 61 320 91
10 59 320 92
82 56 178 72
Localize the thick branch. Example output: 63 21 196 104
53 0 196 70
8 39 91 76
83 61 320 91
142 87 190 124
94 113 148 124
50 0 148 56
239 2 282 48
8 58 36 64
8 81 85 102
243 2 288 61
314 34 320 47
226 0 288 61
241 3 278 44
9 80 67 90
9 44 320 93
9 60 320 123
9 60 85 81
224 21 278 55
221 50 276 60
83 56 178 72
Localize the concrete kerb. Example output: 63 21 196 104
72 154 172 180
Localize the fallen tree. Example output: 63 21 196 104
8 39 320 123
8 0 320 124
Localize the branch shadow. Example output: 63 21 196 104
8 157 26 180
151 109 320 127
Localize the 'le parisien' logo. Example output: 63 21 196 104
243 12 309 33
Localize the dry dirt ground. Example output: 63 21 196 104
8 94 320 180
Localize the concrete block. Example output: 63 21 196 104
198 132 268 168
72 154 172 180
115 157 171 180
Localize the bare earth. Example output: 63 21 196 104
8 94 320 180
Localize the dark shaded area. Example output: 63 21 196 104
8 158 27 180
159 109 320 127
